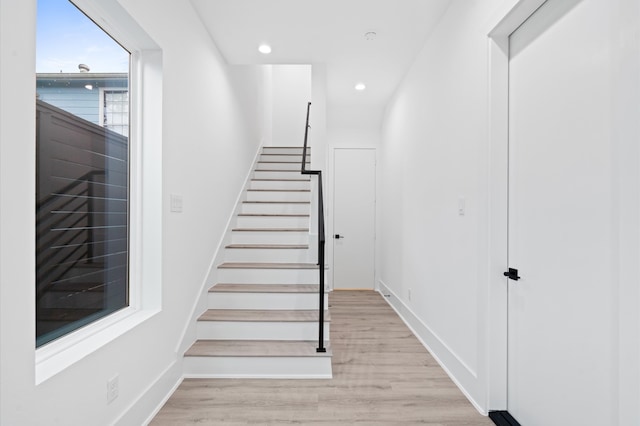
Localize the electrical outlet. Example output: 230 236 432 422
107 375 119 404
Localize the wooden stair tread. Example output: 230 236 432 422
198 309 330 322
210 284 319 293
247 189 310 192
237 213 309 217
262 153 310 157
262 146 308 149
185 340 331 357
242 201 310 204
231 228 308 232
225 244 308 249
218 262 318 269
251 178 310 182
257 161 309 164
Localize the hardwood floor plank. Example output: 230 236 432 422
151 290 492 425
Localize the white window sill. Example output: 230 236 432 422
35 307 159 385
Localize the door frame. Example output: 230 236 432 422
486 0 548 411
330 147 377 291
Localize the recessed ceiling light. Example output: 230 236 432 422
258 44 272 54
364 31 377 41
355 83 366 91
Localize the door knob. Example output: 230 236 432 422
334 234 344 239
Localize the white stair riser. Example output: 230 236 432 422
241 202 310 215
196 320 330 341
230 231 309 245
246 191 310 202
236 215 309 228
183 355 332 379
256 162 307 171
208 292 327 310
253 170 303 180
217 267 320 284
262 147 307 155
224 247 311 263
260 154 309 163
250 180 310 190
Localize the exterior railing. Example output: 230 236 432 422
300 102 326 353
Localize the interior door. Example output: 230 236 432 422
333 148 375 289
507 0 615 424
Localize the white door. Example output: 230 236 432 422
333 148 375 289
508 0 615 424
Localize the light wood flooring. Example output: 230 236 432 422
150 290 493 425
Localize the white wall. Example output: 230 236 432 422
379 0 513 412
270 65 312 146
380 0 640 419
0 0 264 424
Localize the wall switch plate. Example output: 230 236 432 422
107 375 119 404
458 197 466 216
408 288 412 301
170 194 183 213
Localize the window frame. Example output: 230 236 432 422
35 0 162 384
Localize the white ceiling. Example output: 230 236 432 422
190 0 451 113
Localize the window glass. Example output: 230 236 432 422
35 0 130 347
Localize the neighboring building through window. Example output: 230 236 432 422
35 0 130 347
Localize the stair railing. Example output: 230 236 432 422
301 101 326 353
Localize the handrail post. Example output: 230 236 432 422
300 102 326 353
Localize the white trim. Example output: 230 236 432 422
485 0 548 412
120 361 183 426
377 281 486 416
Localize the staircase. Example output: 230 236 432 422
183 146 332 379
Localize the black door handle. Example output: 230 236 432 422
503 268 520 281
334 234 343 239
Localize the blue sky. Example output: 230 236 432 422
36 0 129 73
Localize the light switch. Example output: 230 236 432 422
458 197 466 216
170 194 183 213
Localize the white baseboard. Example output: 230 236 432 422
112 360 183 426
377 280 487 416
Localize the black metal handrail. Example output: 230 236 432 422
301 101 326 353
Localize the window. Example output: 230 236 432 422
35 0 130 347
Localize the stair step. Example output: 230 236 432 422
225 244 308 249
224 244 311 262
208 283 325 310
207 283 325 310
235 214 310 229
256 162 307 171
250 179 310 191
198 309 330 322
185 340 331 357
210 284 318 293
183 340 332 379
253 170 305 180
241 201 310 214
246 190 310 202
260 154 310 163
231 228 309 232
230 229 309 245
196 309 330 340
218 262 318 270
